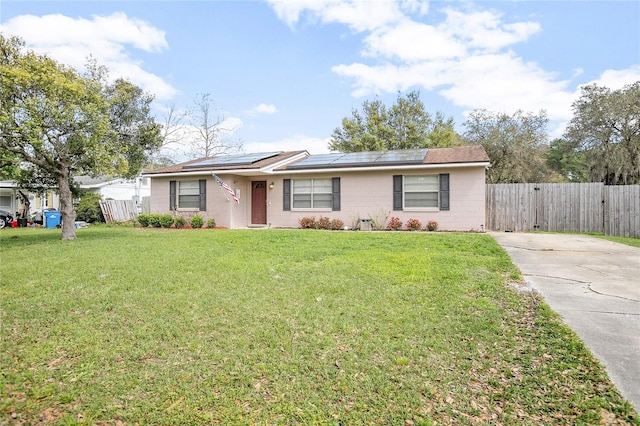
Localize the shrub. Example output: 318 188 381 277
387 216 402 231
298 216 316 229
174 216 186 229
148 214 161 228
369 210 389 231
75 192 105 223
426 219 438 231
316 216 331 230
406 218 422 231
137 213 151 227
159 214 174 228
331 218 345 230
207 218 216 228
190 214 204 229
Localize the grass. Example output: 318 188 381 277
546 231 640 248
1 227 638 425
594 234 640 248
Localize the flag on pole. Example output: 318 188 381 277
213 174 239 203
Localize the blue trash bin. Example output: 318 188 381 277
45 211 61 228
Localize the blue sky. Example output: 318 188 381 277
1 1 639 159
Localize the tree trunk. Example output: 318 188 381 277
57 170 77 241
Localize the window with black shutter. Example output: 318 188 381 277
332 177 340 211
439 174 450 211
283 179 291 211
169 180 176 210
393 175 403 210
199 179 207 211
393 174 451 211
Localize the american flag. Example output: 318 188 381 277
213 174 239 203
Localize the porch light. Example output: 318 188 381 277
269 182 274 189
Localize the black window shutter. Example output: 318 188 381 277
332 177 341 211
283 179 291 211
393 175 403 211
199 179 206 211
439 173 450 211
169 180 176 210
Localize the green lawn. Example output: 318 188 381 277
595 234 640 248
1 227 637 425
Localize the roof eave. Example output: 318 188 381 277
276 161 490 174
79 180 124 189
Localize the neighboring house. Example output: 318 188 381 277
144 146 490 231
75 175 150 210
0 181 19 214
0 180 59 218
0 175 149 218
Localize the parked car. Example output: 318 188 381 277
0 210 14 229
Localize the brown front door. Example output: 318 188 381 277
251 181 267 224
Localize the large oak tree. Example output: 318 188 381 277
0 35 162 240
463 109 553 183
564 82 640 185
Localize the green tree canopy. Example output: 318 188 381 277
463 109 554 183
564 82 640 185
329 91 461 152
0 35 163 240
546 138 587 182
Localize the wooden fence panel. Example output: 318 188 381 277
486 183 640 237
99 200 138 223
486 184 534 232
486 183 605 233
605 185 640 238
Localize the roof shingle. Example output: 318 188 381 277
423 146 489 164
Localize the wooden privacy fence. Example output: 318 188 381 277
99 200 138 223
486 183 639 238
604 185 640 238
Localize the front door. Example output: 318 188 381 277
251 181 267 225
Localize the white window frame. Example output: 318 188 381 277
292 178 332 210
178 180 200 209
403 175 439 210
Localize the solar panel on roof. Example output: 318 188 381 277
183 151 282 169
285 148 429 169
287 154 342 168
330 151 383 165
377 148 428 163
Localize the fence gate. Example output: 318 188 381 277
486 183 605 233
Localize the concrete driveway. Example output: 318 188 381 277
490 232 640 411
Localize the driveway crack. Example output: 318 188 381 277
587 284 640 303
576 309 640 316
524 273 590 284
503 244 600 253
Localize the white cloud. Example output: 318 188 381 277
268 2 554 110
0 12 177 99
244 134 331 155
269 0 639 131
363 20 467 62
439 8 540 52
360 8 540 63
251 104 278 114
400 0 429 16
266 0 405 31
584 65 640 91
218 117 244 134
